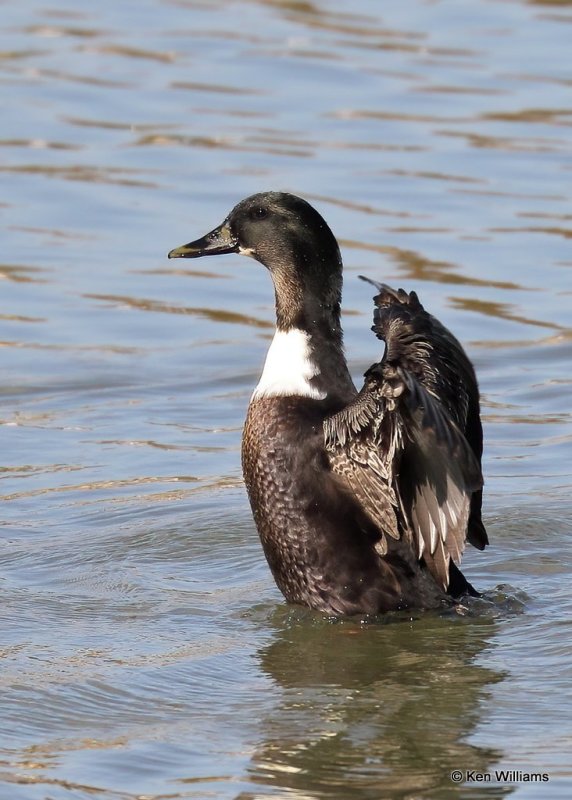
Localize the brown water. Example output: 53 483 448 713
1 1 572 798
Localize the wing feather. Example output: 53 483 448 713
324 281 486 592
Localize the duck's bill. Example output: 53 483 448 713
168 222 238 259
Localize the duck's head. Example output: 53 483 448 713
168 192 344 331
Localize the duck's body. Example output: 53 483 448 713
169 192 488 615
242 395 450 614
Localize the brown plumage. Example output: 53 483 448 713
168 191 489 615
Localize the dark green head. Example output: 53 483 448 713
169 192 344 331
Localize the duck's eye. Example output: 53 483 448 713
251 207 268 220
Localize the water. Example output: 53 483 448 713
1 0 571 797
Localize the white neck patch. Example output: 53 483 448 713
252 328 327 401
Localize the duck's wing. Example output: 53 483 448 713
366 280 488 552
323 283 484 590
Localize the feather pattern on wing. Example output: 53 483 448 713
324 282 486 590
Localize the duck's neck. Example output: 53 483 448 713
252 302 356 403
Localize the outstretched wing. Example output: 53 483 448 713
324 282 486 590
365 279 488 552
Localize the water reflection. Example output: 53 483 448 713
244 611 510 799
0 263 49 283
0 164 159 187
85 292 274 327
2 0 572 796
449 297 565 331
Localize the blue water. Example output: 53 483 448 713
1 0 571 798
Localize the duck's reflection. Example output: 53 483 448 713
241 608 511 799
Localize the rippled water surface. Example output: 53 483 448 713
2 0 572 798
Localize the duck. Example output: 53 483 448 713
168 191 488 616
